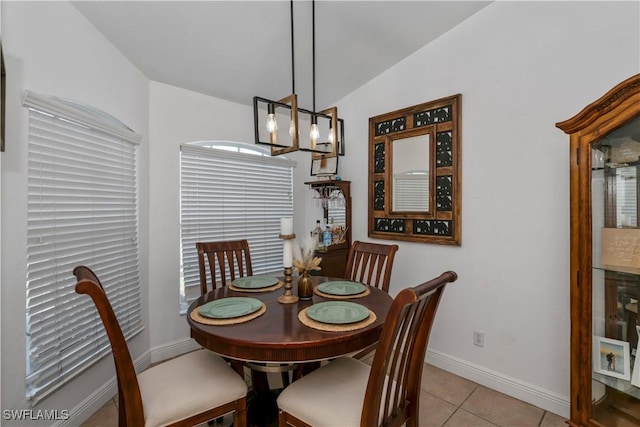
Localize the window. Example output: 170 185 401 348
179 142 295 311
23 91 142 404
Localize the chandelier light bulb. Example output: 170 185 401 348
310 115 320 145
328 122 334 144
266 104 277 134
289 118 296 137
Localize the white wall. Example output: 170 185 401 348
334 0 639 417
1 2 150 424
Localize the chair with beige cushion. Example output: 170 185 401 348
73 265 248 427
277 271 457 427
344 241 399 293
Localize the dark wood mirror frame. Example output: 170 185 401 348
368 95 461 245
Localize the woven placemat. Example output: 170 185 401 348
313 286 371 300
298 307 377 332
229 281 284 293
190 303 266 325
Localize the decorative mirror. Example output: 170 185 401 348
368 95 461 245
306 180 352 250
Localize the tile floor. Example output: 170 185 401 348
80 356 567 427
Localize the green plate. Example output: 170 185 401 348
232 276 279 289
317 281 366 296
198 297 262 319
306 301 370 324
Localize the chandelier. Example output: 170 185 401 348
253 0 344 157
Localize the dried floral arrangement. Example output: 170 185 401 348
292 235 322 273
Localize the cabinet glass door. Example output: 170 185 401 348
591 115 640 423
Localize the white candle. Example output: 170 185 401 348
281 217 293 235
283 240 293 268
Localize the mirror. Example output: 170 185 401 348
391 130 432 213
368 95 461 245
327 189 346 227
306 180 352 249
311 187 346 228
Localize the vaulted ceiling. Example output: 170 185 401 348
72 1 490 110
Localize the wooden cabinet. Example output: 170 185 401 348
557 74 640 426
314 247 349 278
305 180 352 278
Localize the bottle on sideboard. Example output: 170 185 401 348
322 225 332 249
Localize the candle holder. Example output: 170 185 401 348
278 233 299 304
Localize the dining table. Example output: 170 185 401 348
187 274 393 426
187 274 393 365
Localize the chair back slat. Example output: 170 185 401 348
196 240 253 294
361 271 457 427
345 241 399 292
73 265 145 426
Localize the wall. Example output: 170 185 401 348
0 2 150 425
334 1 639 417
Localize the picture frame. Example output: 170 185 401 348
311 156 338 176
593 336 631 381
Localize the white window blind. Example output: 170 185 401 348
180 143 294 311
23 91 142 404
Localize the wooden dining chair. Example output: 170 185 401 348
73 265 248 427
196 239 253 294
344 240 399 293
277 270 457 427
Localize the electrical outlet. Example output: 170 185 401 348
473 330 485 347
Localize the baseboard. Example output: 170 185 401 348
149 337 201 364
426 349 570 419
56 338 198 427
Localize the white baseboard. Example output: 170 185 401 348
56 338 198 427
426 349 570 419
149 337 201 364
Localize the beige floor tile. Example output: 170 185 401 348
460 386 544 426
418 390 458 427
421 364 478 406
79 399 118 427
540 411 568 427
443 408 499 426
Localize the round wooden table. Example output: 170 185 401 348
188 276 392 426
187 276 393 364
